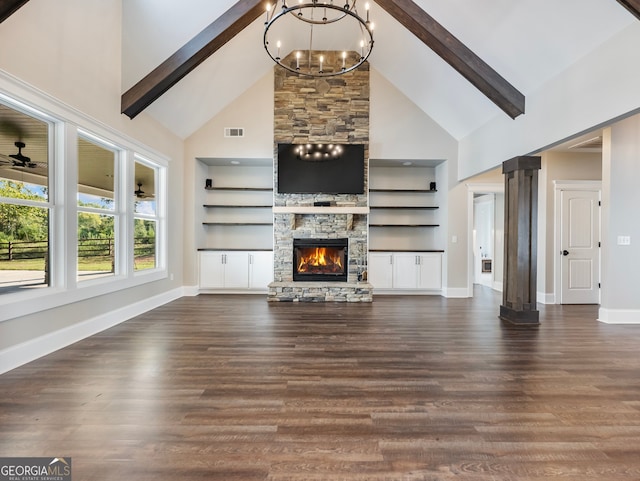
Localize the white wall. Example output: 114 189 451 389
183 71 275 286
0 0 185 366
458 23 640 181
370 69 457 161
600 118 640 323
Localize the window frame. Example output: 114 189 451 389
0 75 169 323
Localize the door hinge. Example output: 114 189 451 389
598 201 601 206
598 283 601 289
599 241 601 248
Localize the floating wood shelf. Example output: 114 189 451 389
369 224 440 227
203 222 273 226
370 206 439 210
369 189 437 193
205 187 273 191
203 205 272 208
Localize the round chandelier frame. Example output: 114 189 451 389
264 1 374 78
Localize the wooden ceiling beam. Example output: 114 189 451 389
374 0 525 119
616 0 640 20
0 0 29 23
121 0 264 119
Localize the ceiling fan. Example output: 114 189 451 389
0 141 46 170
134 182 154 199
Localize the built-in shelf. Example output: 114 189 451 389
203 204 272 208
203 222 273 226
272 206 369 214
205 187 272 191
369 223 440 227
370 206 439 210
369 189 437 193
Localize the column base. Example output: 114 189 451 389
499 305 540 325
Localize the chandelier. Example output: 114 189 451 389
264 1 374 77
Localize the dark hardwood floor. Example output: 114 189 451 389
2 288 640 480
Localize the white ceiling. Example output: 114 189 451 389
122 0 636 141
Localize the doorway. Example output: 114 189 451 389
554 182 601 304
466 183 504 297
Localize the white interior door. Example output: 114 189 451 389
560 189 600 304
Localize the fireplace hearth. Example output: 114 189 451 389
293 238 348 282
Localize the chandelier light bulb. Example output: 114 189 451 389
342 51 347 69
296 51 301 70
319 55 324 73
365 2 370 22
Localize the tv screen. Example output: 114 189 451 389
277 143 365 194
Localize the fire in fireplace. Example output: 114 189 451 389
293 238 348 282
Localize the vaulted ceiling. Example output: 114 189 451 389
3 1 610 142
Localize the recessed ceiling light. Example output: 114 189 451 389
230 160 240 165
402 161 413 166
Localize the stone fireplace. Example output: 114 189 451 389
267 51 373 302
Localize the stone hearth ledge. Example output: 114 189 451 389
268 281 373 302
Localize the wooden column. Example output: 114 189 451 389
500 156 541 325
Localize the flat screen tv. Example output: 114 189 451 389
277 143 365 194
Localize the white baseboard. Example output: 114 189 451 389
0 287 184 375
183 285 200 296
598 307 640 324
492 281 503 293
442 287 470 298
537 291 556 305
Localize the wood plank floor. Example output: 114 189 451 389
2 288 640 480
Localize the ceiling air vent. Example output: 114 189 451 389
224 127 244 138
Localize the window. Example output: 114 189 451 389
0 101 52 294
133 160 158 271
0 82 168 321
77 135 118 282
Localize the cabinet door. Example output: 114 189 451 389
392 253 419 289
417 253 442 289
223 252 250 288
249 251 273 289
368 253 393 289
199 252 225 288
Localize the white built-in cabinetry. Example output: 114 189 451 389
197 161 274 291
369 252 442 291
199 250 273 291
368 162 445 293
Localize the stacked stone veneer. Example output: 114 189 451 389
268 51 372 302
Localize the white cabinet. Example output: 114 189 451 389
369 252 442 292
368 253 393 289
416 253 442 289
392 253 420 289
199 252 226 288
248 251 273 289
199 251 272 291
